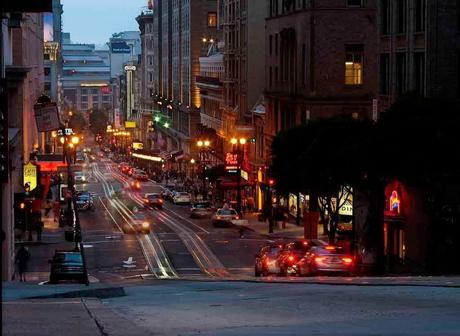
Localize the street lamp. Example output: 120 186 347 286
230 137 246 216
197 139 211 200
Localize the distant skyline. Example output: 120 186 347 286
61 0 147 46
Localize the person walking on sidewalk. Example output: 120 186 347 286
36 220 44 241
44 199 52 217
15 246 30 282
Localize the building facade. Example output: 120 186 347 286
61 34 113 117
264 0 378 163
151 0 218 159
2 10 47 281
377 0 460 113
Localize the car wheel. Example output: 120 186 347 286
254 267 261 277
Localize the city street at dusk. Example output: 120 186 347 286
2 0 460 335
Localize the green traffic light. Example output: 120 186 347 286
154 116 160 122
164 122 169 128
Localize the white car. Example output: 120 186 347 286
173 192 191 204
74 171 87 184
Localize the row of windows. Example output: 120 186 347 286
268 0 363 17
381 0 426 35
379 52 426 96
268 45 363 87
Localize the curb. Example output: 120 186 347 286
26 286 126 299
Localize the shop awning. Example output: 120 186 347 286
35 154 67 172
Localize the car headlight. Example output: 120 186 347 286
82 176 86 181
142 222 149 228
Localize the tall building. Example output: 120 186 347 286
151 0 218 160
264 0 378 161
2 8 49 281
61 34 113 116
136 8 154 148
221 0 266 141
377 0 460 113
108 31 141 79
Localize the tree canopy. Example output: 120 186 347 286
89 109 109 136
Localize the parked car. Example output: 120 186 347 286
143 193 164 209
76 191 94 211
190 202 214 218
294 245 355 276
211 207 239 226
173 192 191 204
163 185 176 201
277 240 318 276
122 212 151 234
49 250 87 284
73 171 86 184
254 243 285 276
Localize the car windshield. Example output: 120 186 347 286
147 194 160 199
78 195 90 200
267 246 283 256
194 203 211 209
179 192 189 196
54 253 83 263
217 209 237 215
133 213 147 220
291 241 314 252
74 172 84 176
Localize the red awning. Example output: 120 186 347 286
36 161 68 172
218 181 253 189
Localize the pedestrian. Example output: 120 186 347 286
15 245 30 282
238 226 246 238
246 196 254 213
53 201 60 223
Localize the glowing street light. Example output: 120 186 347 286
71 135 80 145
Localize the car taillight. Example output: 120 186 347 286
216 216 221 220
235 215 239 220
159 199 163 203
315 257 325 263
136 182 140 188
288 255 294 262
342 257 353 264
325 246 336 251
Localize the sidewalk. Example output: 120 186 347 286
241 212 327 241
14 210 76 283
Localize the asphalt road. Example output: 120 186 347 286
75 159 272 282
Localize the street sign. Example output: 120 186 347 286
34 102 60 132
57 128 74 136
125 121 136 128
124 65 136 71
23 162 37 191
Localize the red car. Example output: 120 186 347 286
294 246 355 276
277 240 318 276
254 243 285 276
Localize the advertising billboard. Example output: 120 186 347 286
111 41 131 54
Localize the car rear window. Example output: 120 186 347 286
147 194 160 199
179 192 189 196
194 203 211 209
314 246 346 255
267 246 283 256
218 209 237 215
55 253 82 263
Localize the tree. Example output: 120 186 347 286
68 113 87 133
89 109 109 136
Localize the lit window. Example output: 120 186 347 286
207 12 217 28
345 46 363 85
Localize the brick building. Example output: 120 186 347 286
263 0 378 163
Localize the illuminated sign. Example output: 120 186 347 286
389 190 400 215
80 83 109 87
225 152 238 165
132 142 144 150
124 65 137 71
131 153 162 162
57 128 74 136
101 86 112 94
111 41 131 54
23 162 37 191
125 121 136 128
241 170 248 181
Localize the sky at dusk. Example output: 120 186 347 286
61 0 148 46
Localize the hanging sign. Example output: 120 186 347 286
23 162 38 191
34 102 60 132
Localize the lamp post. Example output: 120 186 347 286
197 139 211 200
230 137 246 216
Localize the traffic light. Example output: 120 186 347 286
249 137 256 143
268 178 275 187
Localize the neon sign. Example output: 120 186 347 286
389 190 400 215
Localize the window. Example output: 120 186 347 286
414 52 425 96
207 12 217 27
301 44 306 86
269 66 273 87
347 0 363 7
345 45 363 85
269 35 273 56
149 72 153 82
379 54 390 94
381 0 390 35
44 67 51 76
275 34 278 55
415 0 425 32
91 89 98 94
396 0 407 34
81 95 88 102
396 53 407 96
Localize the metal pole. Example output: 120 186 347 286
268 186 274 233
236 145 242 216
202 150 207 200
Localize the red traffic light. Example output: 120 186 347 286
268 179 275 186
